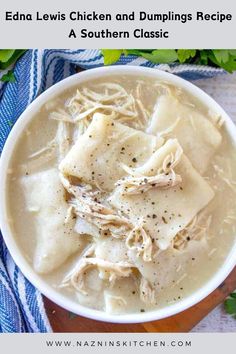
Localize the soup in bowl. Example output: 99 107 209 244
1 66 236 323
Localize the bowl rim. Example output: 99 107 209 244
1 65 236 324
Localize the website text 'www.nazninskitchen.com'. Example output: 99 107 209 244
45 339 192 349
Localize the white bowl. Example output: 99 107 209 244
1 66 236 324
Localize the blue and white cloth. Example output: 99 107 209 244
0 49 226 332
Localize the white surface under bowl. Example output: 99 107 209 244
1 66 236 324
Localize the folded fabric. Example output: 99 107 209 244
0 49 225 332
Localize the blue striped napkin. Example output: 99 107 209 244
0 49 225 332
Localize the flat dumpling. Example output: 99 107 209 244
75 268 105 311
104 277 144 315
21 168 86 274
59 113 164 191
147 94 222 174
109 139 214 250
128 239 208 295
94 239 147 314
94 238 129 263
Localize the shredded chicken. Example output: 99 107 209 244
126 222 153 262
28 138 57 160
62 255 133 295
74 217 100 238
213 163 236 192
60 173 133 238
208 248 217 257
56 121 71 160
154 82 173 96
50 83 138 134
161 147 183 174
121 141 183 178
116 145 183 195
50 108 74 123
104 293 127 314
157 117 181 138
64 205 75 224
116 170 182 195
70 198 132 238
223 209 236 225
140 277 156 304
136 99 149 123
208 110 225 128
173 214 212 250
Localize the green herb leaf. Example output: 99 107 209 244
140 49 178 64
225 299 236 314
100 48 236 72
209 51 236 73
1 70 16 83
177 50 197 63
199 50 209 65
126 49 150 56
0 49 26 70
219 58 236 73
212 50 230 64
0 50 15 63
228 50 236 56
101 49 123 65
224 292 236 317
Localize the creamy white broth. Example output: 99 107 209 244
6 75 236 314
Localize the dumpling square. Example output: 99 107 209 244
109 139 215 250
21 168 86 274
59 113 164 191
147 94 222 174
